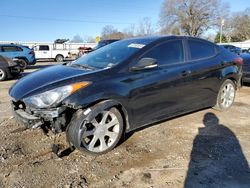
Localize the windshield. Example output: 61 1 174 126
71 38 155 69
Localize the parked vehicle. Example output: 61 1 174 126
242 48 250 53
94 39 119 50
220 44 242 55
77 40 119 58
0 44 36 69
77 46 93 58
240 53 250 83
10 36 242 154
220 45 250 83
0 55 23 81
33 44 73 62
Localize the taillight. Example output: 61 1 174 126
233 57 243 65
29 50 35 55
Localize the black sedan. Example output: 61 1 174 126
241 53 250 83
220 45 250 83
0 55 23 81
94 39 119 50
9 36 242 154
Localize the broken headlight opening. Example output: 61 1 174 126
23 82 91 108
12 82 91 132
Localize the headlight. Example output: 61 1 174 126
23 82 91 108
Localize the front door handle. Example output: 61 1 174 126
181 70 192 77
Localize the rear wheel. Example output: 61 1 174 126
0 68 7 81
213 79 236 111
67 106 124 155
18 59 28 69
55 55 64 62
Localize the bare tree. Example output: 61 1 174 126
160 0 221 36
220 8 250 42
101 25 125 40
123 18 155 38
229 13 250 42
101 18 155 40
101 25 117 39
70 34 84 43
123 24 136 38
137 17 154 36
83 36 95 43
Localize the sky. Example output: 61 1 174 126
0 0 249 42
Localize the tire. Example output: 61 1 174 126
18 59 28 69
0 68 7 81
67 106 124 155
55 55 64 62
213 79 236 111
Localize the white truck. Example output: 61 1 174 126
33 44 74 62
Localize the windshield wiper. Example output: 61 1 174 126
70 63 96 70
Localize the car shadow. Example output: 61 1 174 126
184 112 250 187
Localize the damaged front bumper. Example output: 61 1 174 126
12 108 44 128
11 101 66 129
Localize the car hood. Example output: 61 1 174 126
9 64 102 101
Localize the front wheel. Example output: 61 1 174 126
0 68 7 81
213 79 236 111
67 106 124 155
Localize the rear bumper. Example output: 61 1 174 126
28 58 36 65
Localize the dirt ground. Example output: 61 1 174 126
0 62 250 188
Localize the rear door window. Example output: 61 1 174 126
141 40 184 66
188 40 216 60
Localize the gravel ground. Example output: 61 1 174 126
0 61 250 188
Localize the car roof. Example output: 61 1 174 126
121 35 215 45
126 35 177 41
0 44 31 50
0 43 24 47
116 35 174 44
100 39 119 42
220 44 236 47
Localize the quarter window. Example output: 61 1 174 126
188 40 216 60
16 47 23 51
141 40 184 65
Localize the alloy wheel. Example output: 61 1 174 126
0 69 4 80
220 83 235 108
81 110 120 153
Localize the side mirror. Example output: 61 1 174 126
131 58 158 71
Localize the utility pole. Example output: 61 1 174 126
220 19 225 43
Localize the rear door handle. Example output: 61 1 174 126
181 70 192 77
